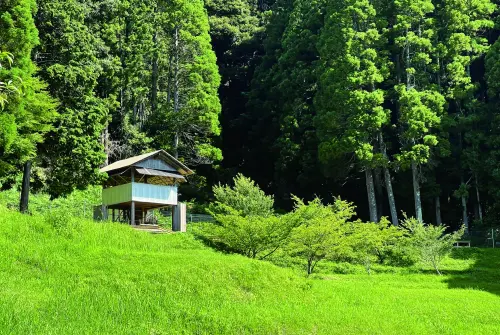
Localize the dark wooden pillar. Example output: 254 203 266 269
19 161 31 213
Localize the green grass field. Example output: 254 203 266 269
0 206 499 334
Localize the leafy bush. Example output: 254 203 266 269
285 197 356 275
198 174 290 259
347 218 404 274
209 174 274 217
200 212 291 259
401 216 464 275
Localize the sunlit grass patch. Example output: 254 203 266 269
0 206 499 334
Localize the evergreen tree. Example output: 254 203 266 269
391 0 446 222
315 0 397 224
205 0 267 171
0 0 57 208
35 0 110 197
244 0 295 196
146 0 222 165
0 52 18 109
437 0 494 232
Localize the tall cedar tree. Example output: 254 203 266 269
245 0 295 195
205 0 269 172
0 0 57 210
315 0 398 224
35 0 110 197
247 0 338 208
392 0 446 222
437 0 494 232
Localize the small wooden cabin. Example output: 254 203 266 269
99 150 193 231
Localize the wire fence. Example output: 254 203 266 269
464 229 500 248
158 211 214 224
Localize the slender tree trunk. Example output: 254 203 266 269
435 196 442 225
365 168 378 222
307 258 313 276
411 161 423 222
151 31 159 114
383 166 398 226
173 26 180 159
378 133 398 226
103 125 109 166
374 168 384 221
19 161 31 213
461 177 469 234
475 173 483 223
166 52 174 107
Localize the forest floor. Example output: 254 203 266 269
0 206 499 335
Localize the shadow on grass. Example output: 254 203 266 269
445 248 500 296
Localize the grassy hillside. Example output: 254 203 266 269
0 206 499 334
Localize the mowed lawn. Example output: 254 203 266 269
0 207 499 334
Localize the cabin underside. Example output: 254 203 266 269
96 201 187 232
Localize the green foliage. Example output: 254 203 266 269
401 216 465 275
348 218 405 274
145 0 222 163
200 214 290 259
210 174 275 217
394 86 445 167
34 0 114 197
0 186 101 219
200 174 286 258
315 0 390 166
0 51 19 109
286 197 356 275
0 0 57 182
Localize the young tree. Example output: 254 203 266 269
0 0 57 211
315 0 394 224
348 218 403 274
202 174 289 259
401 216 464 275
205 213 289 259
209 174 275 217
286 197 356 275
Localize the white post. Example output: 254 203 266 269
131 201 135 226
173 203 187 232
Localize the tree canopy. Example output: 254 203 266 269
2 0 500 232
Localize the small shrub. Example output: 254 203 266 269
201 213 290 259
199 174 291 259
347 218 404 274
401 216 464 275
285 197 356 275
209 174 274 217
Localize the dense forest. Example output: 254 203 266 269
2 0 500 231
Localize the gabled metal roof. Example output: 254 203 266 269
135 168 186 182
100 150 194 176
